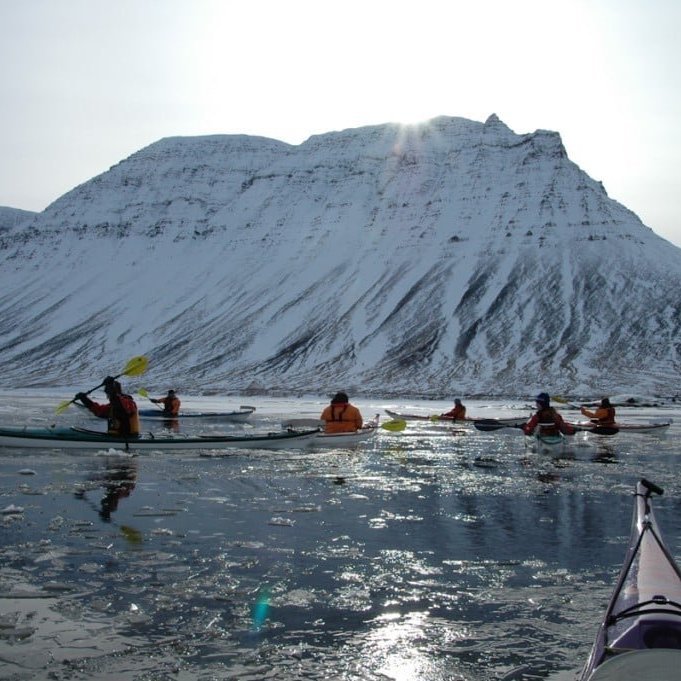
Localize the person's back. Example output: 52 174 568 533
581 398 616 425
154 390 181 416
523 392 574 436
442 399 466 420
321 392 363 433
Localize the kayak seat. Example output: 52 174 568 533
643 624 681 649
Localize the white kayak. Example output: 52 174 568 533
527 431 569 455
137 406 256 422
580 479 681 680
310 427 378 447
571 420 672 434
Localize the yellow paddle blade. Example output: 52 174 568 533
551 395 568 404
137 388 149 398
381 419 407 432
122 355 149 377
429 414 441 421
55 399 73 415
55 356 149 416
120 525 143 544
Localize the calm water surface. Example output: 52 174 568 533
0 392 680 680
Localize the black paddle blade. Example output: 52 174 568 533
473 420 524 432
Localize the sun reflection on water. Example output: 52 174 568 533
365 611 464 681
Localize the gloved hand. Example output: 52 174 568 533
74 392 88 402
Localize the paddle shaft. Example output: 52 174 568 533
56 356 148 415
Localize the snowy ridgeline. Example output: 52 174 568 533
0 114 680 397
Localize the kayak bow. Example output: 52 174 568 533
580 479 681 680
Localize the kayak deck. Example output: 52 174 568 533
571 420 671 433
0 425 318 451
581 479 681 680
138 406 256 421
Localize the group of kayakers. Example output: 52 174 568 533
75 377 617 439
318 392 616 435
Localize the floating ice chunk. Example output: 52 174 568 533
1 504 24 514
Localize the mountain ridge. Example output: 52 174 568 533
1 114 679 397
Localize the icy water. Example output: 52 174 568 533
0 392 680 681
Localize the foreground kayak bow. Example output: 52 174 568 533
580 479 681 680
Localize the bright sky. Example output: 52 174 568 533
1 0 680 247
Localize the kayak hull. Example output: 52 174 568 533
0 426 318 451
571 420 671 433
310 428 378 447
386 409 526 427
580 479 681 680
528 432 567 454
137 407 255 422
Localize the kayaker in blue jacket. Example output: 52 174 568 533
522 392 574 436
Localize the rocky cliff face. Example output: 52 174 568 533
1 114 679 396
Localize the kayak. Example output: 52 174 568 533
0 425 318 451
571 420 672 434
384 409 449 421
137 406 256 422
310 427 378 448
527 431 568 454
472 417 528 431
386 409 526 427
580 479 681 680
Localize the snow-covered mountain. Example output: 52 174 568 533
0 206 36 234
1 114 680 397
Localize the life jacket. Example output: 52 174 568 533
536 407 560 435
597 407 616 425
321 402 363 433
162 396 181 416
108 393 140 437
445 405 466 420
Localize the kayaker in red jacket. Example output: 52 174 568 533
440 398 466 420
320 392 364 433
581 398 616 426
151 389 181 416
75 377 140 437
522 392 575 436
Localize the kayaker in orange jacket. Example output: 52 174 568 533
75 377 140 437
320 392 364 433
523 392 575 436
581 398 616 426
151 389 181 416
440 398 466 420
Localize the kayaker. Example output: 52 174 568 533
580 398 616 426
440 398 466 420
150 389 181 416
320 392 364 433
522 392 575 436
75 376 141 438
